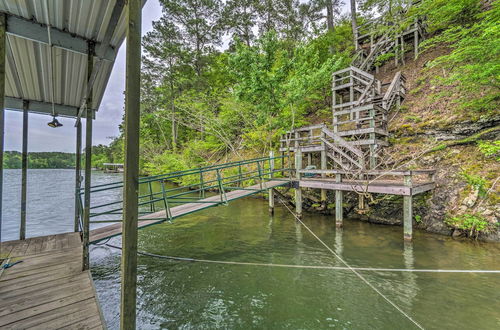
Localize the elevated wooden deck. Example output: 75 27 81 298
299 178 434 196
89 180 290 243
0 233 105 329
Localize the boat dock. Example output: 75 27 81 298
0 233 105 329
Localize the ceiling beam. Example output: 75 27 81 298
5 96 95 119
5 14 116 62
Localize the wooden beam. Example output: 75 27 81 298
0 13 5 247
20 100 28 240
335 174 343 227
268 151 275 214
404 175 413 241
121 0 142 328
82 41 94 271
74 119 82 232
295 150 303 218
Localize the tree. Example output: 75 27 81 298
221 0 259 46
350 0 358 49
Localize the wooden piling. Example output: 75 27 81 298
121 0 142 328
335 173 343 227
74 119 82 232
0 14 5 247
404 174 413 240
82 42 94 271
268 151 275 214
20 100 28 240
295 150 302 218
320 130 327 208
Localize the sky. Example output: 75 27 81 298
3 0 164 153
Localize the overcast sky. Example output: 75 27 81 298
4 0 163 153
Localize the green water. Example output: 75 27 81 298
90 195 500 330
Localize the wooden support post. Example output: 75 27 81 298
83 42 94 271
400 36 405 65
295 150 302 218
395 37 399 66
121 0 142 328
335 174 343 227
74 117 82 232
20 100 28 240
320 130 327 208
0 14 5 247
369 107 376 169
404 174 413 241
268 151 275 214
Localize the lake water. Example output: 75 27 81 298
2 169 500 329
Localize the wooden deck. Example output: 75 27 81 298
0 233 105 329
89 180 290 243
299 178 435 196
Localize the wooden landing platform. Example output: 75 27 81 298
299 178 435 196
89 180 290 243
0 233 105 329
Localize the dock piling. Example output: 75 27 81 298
121 0 142 328
403 174 413 240
295 150 302 218
269 151 275 214
335 173 343 227
20 100 28 240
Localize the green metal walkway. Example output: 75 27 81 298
81 155 291 243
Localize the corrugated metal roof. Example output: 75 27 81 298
0 0 129 118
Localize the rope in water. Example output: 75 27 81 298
102 243 500 274
274 197 425 329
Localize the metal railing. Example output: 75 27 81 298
78 154 292 225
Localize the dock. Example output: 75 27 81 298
0 233 105 329
89 180 290 243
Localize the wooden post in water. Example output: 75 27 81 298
121 0 141 328
403 174 413 240
295 150 302 218
74 116 82 232
335 173 343 227
83 41 94 271
0 14 5 248
268 151 275 214
20 100 28 240
320 130 327 209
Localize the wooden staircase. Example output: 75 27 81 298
281 66 406 171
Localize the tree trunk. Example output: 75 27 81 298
350 0 358 50
326 0 334 33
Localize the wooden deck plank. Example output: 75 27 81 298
0 275 92 315
0 233 105 329
2 298 97 330
89 180 290 243
0 272 88 300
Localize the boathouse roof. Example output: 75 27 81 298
0 0 128 118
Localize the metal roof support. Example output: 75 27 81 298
6 15 116 62
76 0 126 123
0 13 5 247
5 97 83 118
82 41 95 271
20 100 28 240
74 118 82 232
121 0 142 328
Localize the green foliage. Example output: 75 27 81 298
460 171 487 197
3 151 75 169
445 213 490 238
374 52 395 68
418 0 500 113
477 140 500 160
414 215 422 223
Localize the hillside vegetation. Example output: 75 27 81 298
97 0 499 240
